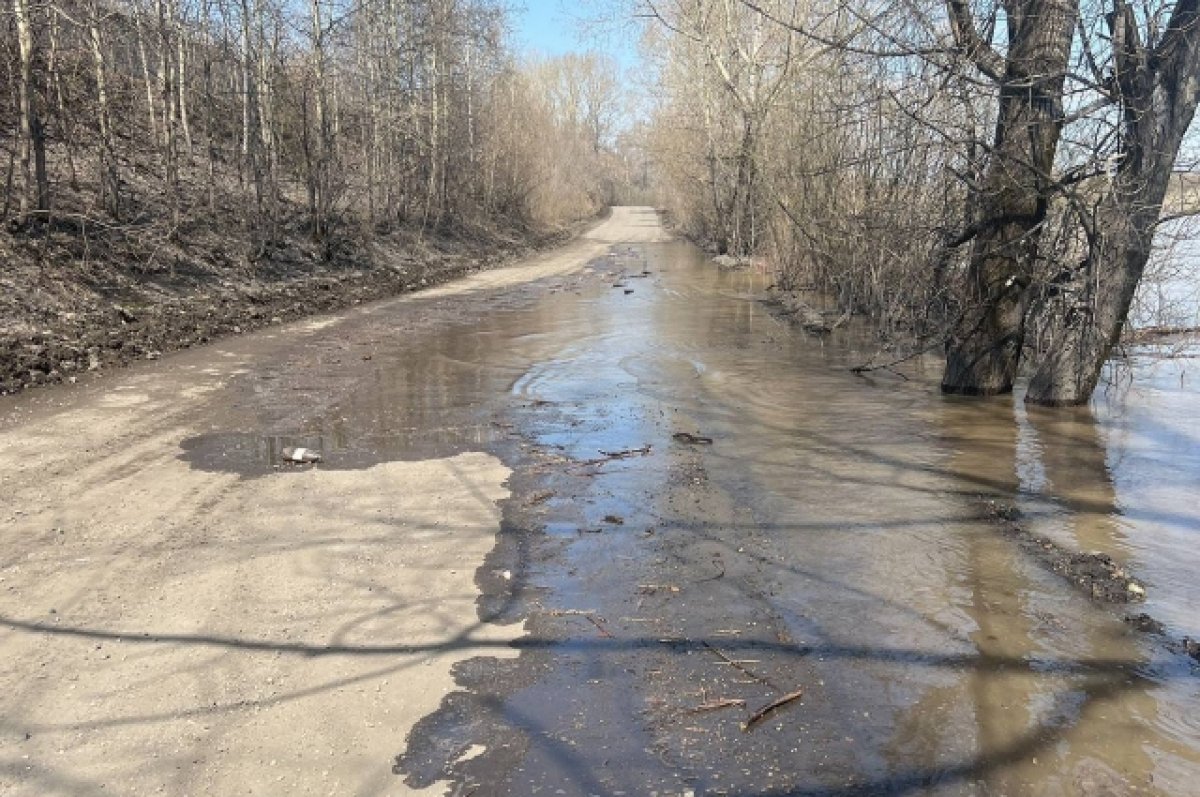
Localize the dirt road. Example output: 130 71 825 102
0 208 667 796
3 206 1198 797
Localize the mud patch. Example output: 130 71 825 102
981 498 1200 665
983 498 1147 603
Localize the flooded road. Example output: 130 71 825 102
386 227 1200 796
2 208 1198 795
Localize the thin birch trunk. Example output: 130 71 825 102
133 3 160 148
88 0 120 217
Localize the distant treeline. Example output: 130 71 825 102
0 0 640 245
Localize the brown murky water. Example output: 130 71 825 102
181 222 1200 795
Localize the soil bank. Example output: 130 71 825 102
0 215 596 396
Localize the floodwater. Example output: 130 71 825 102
193 212 1200 794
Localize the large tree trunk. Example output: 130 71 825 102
200 0 216 212
422 11 442 232
1025 198 1159 404
176 12 193 160
1026 0 1200 405
941 0 1078 394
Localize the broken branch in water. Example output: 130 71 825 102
1129 324 1200 341
741 689 805 732
849 341 941 380
579 445 652 466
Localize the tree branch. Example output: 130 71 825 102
945 0 1005 81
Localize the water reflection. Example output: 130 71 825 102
923 396 1184 794
1013 352 1200 640
1020 404 1128 559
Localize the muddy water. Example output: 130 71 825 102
186 230 1200 794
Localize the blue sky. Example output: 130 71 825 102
511 0 639 68
512 0 579 57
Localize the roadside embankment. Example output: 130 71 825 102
0 218 591 396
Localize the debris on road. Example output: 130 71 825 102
686 696 747 715
547 608 614 638
984 499 1148 603
586 615 614 638
703 641 777 688
579 445 653 466
1126 613 1165 633
741 689 805 732
597 445 652 459
281 447 322 463
672 432 714 445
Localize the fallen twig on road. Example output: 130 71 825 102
546 608 614 637
741 689 805 732
702 641 779 689
696 560 726 582
586 615 614 638
686 697 747 715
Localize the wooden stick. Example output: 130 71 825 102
741 689 804 732
686 697 746 715
701 641 779 690
585 614 614 638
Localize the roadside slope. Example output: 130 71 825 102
0 213 601 397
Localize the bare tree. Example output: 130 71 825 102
11 0 49 223
939 0 1079 395
86 0 119 217
1026 0 1200 404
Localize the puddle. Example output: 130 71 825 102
173 230 1200 794
179 423 510 476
